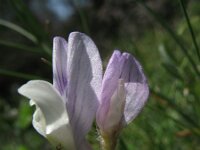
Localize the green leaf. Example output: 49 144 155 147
15 101 32 129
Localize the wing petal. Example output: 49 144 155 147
18 80 75 150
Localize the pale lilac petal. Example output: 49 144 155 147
66 32 102 147
53 37 68 96
97 50 149 128
120 53 149 124
120 53 147 83
96 50 125 128
101 79 126 134
124 82 149 124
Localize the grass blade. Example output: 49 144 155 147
179 0 200 61
9 0 49 41
41 43 52 56
0 19 38 44
0 40 42 53
150 88 199 128
162 63 183 81
0 69 44 80
71 0 90 34
136 0 200 77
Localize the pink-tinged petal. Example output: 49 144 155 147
66 32 102 147
96 50 125 128
53 37 68 96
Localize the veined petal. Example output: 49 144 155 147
120 53 147 83
66 32 102 147
96 50 125 128
18 80 76 150
53 37 68 96
120 53 149 125
102 79 126 134
124 82 149 124
97 50 149 128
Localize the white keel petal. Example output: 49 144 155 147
18 80 76 150
32 104 46 137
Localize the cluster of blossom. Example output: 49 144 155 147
18 32 149 150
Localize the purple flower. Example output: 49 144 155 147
18 32 102 150
96 50 149 141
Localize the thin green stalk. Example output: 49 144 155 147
0 69 44 80
150 88 199 128
0 40 41 53
0 19 38 44
148 104 200 136
71 0 90 34
41 43 52 56
136 0 200 77
9 0 49 41
78 9 90 35
179 0 200 61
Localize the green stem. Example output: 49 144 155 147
100 131 118 150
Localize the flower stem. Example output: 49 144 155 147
100 131 118 150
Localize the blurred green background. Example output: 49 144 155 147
0 0 200 149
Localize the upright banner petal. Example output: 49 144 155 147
66 32 102 147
